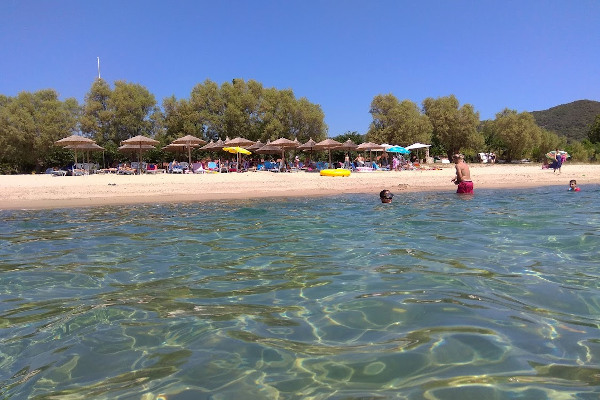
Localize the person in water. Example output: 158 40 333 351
568 179 580 191
451 154 473 194
380 189 394 203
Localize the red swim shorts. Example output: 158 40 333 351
457 181 474 194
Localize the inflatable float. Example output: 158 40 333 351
320 169 351 177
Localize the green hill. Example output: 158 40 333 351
530 100 600 142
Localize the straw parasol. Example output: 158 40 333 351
338 139 358 151
118 143 156 152
357 142 386 163
207 138 226 151
55 134 96 164
298 138 318 165
200 140 214 150
171 135 206 165
246 140 264 151
120 135 160 173
65 142 105 166
314 138 343 168
254 140 281 155
270 137 300 171
225 136 255 148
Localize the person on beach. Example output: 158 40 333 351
550 149 563 174
451 154 473 194
355 155 365 167
380 189 394 203
568 179 580 192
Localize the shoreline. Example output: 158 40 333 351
1 164 598 210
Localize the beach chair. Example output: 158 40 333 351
192 162 205 173
207 162 219 172
264 161 279 172
169 162 184 173
145 164 158 174
117 163 135 175
45 167 67 176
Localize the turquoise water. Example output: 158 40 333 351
1 186 600 400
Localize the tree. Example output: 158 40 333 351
588 114 600 143
162 96 202 143
190 79 225 141
110 81 158 143
333 131 365 144
0 90 79 172
422 95 482 158
367 94 432 145
80 78 113 143
533 128 563 161
81 79 158 147
489 109 542 162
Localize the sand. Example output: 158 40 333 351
1 163 598 210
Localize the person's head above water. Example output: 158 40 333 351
380 189 394 203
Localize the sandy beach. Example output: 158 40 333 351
1 163 598 210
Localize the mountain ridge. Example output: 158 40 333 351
529 99 600 142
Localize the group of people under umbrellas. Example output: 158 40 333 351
55 134 416 174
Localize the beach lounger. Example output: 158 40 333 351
45 168 67 176
145 164 159 174
192 162 205 173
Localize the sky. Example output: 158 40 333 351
1 0 599 136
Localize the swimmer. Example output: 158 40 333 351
380 189 394 203
568 179 580 192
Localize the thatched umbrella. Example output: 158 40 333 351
65 142 105 168
55 134 96 164
335 139 358 168
225 136 255 148
314 138 343 168
338 139 358 151
120 135 159 173
298 138 318 166
254 141 281 155
200 140 214 150
357 142 385 164
246 140 264 151
171 135 206 165
270 138 300 171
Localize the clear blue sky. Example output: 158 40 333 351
1 0 599 137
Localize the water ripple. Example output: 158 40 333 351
1 187 600 399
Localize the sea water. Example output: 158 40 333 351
1 186 599 400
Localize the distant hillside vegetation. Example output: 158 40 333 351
531 100 600 142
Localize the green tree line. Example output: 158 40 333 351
366 93 600 163
0 78 327 173
2 79 600 174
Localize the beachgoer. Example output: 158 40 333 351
568 179 580 192
451 154 473 194
355 155 365 167
550 149 563 174
380 189 394 203
344 154 350 169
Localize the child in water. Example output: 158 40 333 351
568 180 580 192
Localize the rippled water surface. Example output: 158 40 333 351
2 186 600 399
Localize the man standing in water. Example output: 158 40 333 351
451 154 473 194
